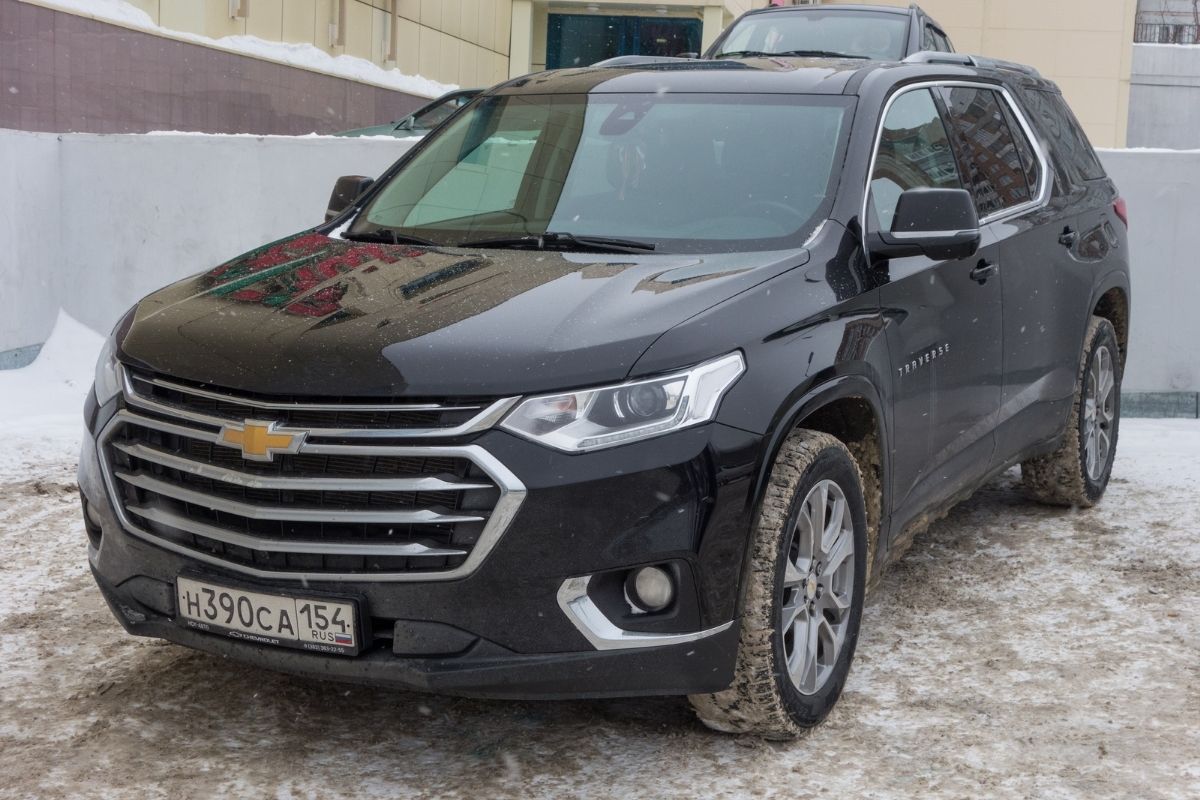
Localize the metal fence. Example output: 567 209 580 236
1135 22 1200 44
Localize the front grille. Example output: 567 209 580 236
99 367 525 581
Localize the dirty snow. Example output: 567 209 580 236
1 321 1199 798
39 0 454 98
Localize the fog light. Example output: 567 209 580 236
626 566 674 613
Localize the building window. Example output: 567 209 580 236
546 14 702 69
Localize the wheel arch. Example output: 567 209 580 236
748 375 890 587
1090 278 1130 372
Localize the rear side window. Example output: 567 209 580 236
869 88 963 231
921 25 938 52
939 86 1033 217
922 25 952 52
1021 89 1107 182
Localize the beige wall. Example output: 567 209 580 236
824 0 1137 147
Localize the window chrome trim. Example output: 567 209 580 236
97 409 527 583
556 576 734 651
120 366 521 440
861 79 1052 255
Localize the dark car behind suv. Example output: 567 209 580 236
707 3 955 61
80 53 1129 738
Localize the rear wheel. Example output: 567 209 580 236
1022 316 1121 507
689 430 867 739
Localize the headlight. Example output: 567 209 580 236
93 338 122 406
499 352 745 452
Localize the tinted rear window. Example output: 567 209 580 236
1021 89 1107 182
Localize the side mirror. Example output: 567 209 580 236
867 187 981 261
325 175 374 222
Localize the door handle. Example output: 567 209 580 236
1058 227 1079 247
970 260 999 284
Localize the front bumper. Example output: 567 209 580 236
80 410 761 699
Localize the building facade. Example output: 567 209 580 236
821 0 1137 146
5 0 1137 145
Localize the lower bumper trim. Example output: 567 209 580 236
557 576 734 651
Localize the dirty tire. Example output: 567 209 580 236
689 430 867 739
1022 316 1121 507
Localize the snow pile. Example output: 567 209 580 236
42 0 455 98
0 311 103 478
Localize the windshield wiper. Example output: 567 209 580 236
458 232 657 253
715 49 869 60
343 229 440 247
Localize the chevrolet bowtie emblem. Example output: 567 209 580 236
216 420 306 462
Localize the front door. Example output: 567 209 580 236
866 87 1004 533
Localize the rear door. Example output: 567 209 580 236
867 86 1004 529
938 85 1095 461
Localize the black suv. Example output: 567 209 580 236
707 3 955 61
80 54 1130 738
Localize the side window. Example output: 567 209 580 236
933 29 953 52
939 86 1032 217
999 99 1041 200
921 24 938 52
869 88 963 232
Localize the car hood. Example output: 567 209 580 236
119 231 810 397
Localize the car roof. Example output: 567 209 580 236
744 3 913 16
490 57 1052 99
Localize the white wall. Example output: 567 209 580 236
1098 148 1200 394
1127 43 1200 149
1 131 1196 397
0 131 62 363
0 129 415 355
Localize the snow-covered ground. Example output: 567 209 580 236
1 318 1198 798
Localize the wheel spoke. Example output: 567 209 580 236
781 598 805 631
823 528 853 577
809 483 829 555
822 495 846 556
799 613 820 693
783 559 805 589
820 585 851 614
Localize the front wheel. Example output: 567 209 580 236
1022 315 1121 507
689 430 867 739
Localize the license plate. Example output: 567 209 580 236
175 576 360 656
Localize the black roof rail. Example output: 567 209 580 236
591 55 696 67
902 50 973 66
901 51 1043 78
969 55 1043 78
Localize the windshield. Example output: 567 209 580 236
351 92 852 253
712 10 909 61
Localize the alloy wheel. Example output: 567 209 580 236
1083 344 1116 482
780 479 856 695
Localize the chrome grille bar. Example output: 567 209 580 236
135 373 482 412
126 504 468 558
120 366 520 439
113 470 486 524
112 441 493 493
